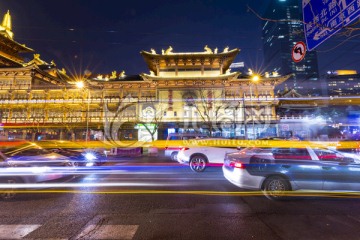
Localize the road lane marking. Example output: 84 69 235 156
84 177 226 181
75 224 138 240
0 224 41 239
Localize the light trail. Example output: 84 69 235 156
0 182 184 189
1 189 360 199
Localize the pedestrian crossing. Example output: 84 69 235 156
0 224 139 239
0 225 41 239
75 224 138 240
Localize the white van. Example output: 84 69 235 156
164 133 208 161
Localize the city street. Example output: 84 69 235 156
1 1 360 240
1 155 360 240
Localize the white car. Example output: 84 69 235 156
164 133 209 161
177 140 236 172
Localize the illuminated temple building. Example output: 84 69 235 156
0 10 291 141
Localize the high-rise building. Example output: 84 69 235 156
326 70 360 96
262 0 321 95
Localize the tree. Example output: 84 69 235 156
136 102 167 142
186 88 225 137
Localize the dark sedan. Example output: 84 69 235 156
37 141 108 167
0 143 75 199
223 146 360 200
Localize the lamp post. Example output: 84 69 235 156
250 75 259 139
242 92 248 140
76 81 90 145
243 73 260 140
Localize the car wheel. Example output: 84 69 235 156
263 176 291 200
189 155 207 172
0 178 19 200
171 152 178 161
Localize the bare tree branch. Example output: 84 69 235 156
247 4 360 51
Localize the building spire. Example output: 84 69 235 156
1 10 13 39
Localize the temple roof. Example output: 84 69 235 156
0 51 24 67
0 34 34 53
140 71 240 81
0 35 34 67
140 47 240 73
0 10 13 39
88 74 142 82
0 10 33 67
0 10 33 53
277 88 303 98
0 64 70 87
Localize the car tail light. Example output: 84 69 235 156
180 147 189 151
229 161 246 169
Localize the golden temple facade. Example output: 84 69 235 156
0 11 291 141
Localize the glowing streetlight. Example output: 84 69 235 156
76 81 85 89
252 75 260 82
76 80 90 145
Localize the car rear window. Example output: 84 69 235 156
272 148 311 160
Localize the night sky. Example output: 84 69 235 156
1 0 359 77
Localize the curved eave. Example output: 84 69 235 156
55 69 71 81
0 34 34 53
0 65 30 71
230 74 292 86
140 72 240 81
274 74 293 85
280 97 360 106
14 41 34 53
140 48 240 73
86 79 145 85
29 65 68 86
0 53 23 66
263 74 293 86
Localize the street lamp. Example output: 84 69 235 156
243 74 260 140
250 75 259 139
76 81 90 145
242 92 248 140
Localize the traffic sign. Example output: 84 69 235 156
303 0 360 51
292 41 306 62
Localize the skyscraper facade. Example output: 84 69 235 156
262 0 321 95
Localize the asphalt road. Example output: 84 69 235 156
1 155 360 240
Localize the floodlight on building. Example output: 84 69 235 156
252 75 260 82
76 81 85 89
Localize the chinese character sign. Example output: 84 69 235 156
303 0 360 50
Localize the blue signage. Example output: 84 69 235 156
303 0 360 51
